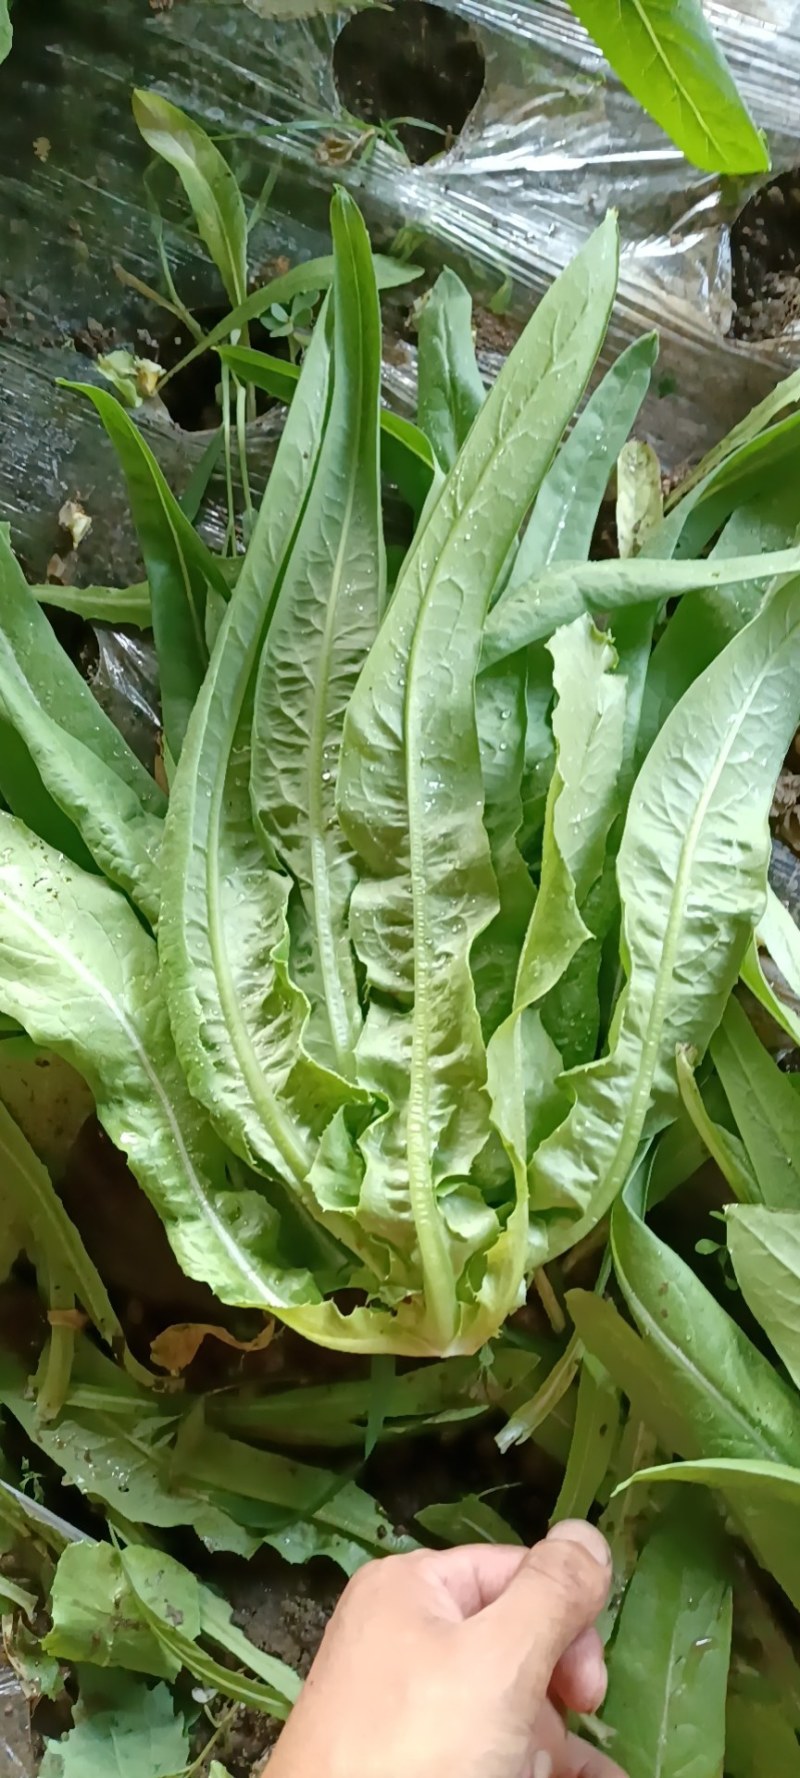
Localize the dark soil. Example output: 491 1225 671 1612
730 171 800 341
332 0 486 166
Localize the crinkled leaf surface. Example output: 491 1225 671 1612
0 817 315 1312
295 214 620 1358
250 191 384 1079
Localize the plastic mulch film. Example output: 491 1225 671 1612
0 1663 35 1777
3 0 800 592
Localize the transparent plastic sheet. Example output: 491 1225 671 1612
0 1665 34 1778
1 0 800 708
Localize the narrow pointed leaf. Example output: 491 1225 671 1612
727 1206 800 1386
530 578 800 1250
132 90 248 306
61 382 229 759
0 531 164 920
416 268 485 472
602 1504 732 1778
250 189 384 1078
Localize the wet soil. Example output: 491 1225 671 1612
333 0 486 166
731 170 800 341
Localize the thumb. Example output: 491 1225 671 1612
478 1520 612 1691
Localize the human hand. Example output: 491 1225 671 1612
265 1519 627 1778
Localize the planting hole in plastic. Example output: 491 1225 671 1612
332 0 486 167
731 171 800 341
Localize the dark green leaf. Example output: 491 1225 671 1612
60 383 228 759
602 1504 732 1778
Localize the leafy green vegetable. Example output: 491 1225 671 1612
711 994 800 1209
551 1358 620 1524
566 0 767 173
40 1675 189 1778
250 190 384 1079
530 576 800 1258
32 581 152 627
0 1 11 65
726 1207 800 1386
602 1503 733 1778
0 820 307 1312
132 92 248 307
299 213 619 1356
415 268 485 473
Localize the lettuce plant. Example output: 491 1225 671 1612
1 188 800 1363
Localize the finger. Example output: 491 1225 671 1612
527 1704 627 1778
407 1544 529 1620
479 1520 612 1686
549 1625 607 1715
558 1727 628 1777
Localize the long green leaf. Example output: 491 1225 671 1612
32 581 152 627
483 545 800 666
516 334 658 576
296 214 620 1357
551 1358 620 1524
602 1504 732 1778
487 617 624 1218
159 262 362 1250
0 1099 120 1349
60 383 228 759
727 1206 800 1387
639 487 800 761
567 0 766 173
132 91 248 306
416 268 485 473
529 577 800 1254
675 1047 759 1205
711 995 800 1210
0 532 164 921
250 190 383 1078
612 1175 800 1606
0 818 316 1312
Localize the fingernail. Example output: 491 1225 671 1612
547 1519 611 1568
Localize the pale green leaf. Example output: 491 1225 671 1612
616 440 662 559
612 1176 800 1607
133 91 248 306
727 1206 800 1387
551 1359 620 1524
416 268 485 473
483 545 800 666
159 281 359 1250
529 578 800 1254
711 995 800 1210
61 382 228 760
32 582 151 627
675 1047 759 1205
250 190 384 1079
40 1676 188 1778
0 817 314 1313
0 531 164 922
416 1494 522 1546
292 214 619 1357
567 0 766 173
